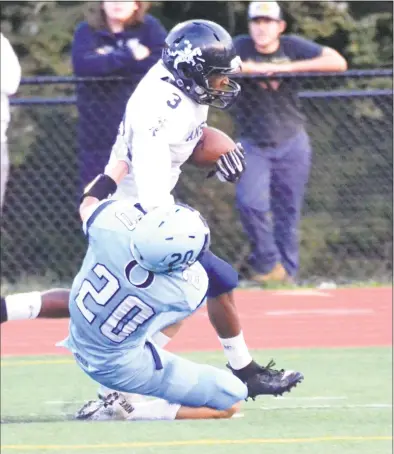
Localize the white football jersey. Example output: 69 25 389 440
105 61 209 210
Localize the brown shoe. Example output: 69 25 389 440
250 263 292 284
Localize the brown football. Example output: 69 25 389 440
190 126 236 167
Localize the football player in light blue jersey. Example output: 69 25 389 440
62 195 247 421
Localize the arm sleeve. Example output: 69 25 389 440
71 23 135 76
1 34 21 96
285 35 324 60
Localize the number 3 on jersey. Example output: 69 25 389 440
75 264 155 343
167 93 182 109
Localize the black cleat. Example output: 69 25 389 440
228 359 304 400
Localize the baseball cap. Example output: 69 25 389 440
248 2 282 21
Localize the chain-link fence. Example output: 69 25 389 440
1 70 392 288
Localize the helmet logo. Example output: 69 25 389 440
169 39 206 70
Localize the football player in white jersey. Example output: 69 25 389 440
1 20 303 420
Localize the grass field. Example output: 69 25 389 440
1 348 392 454
1 287 392 454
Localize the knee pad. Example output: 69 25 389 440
199 251 239 298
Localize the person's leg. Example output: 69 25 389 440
271 131 312 278
77 342 246 421
197 251 303 393
200 251 252 369
96 321 183 402
105 343 246 412
235 140 284 279
77 392 239 421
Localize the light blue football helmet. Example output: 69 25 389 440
130 204 210 273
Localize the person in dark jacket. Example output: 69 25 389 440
72 1 167 188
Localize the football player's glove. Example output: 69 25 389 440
208 142 246 183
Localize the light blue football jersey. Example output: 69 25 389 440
67 200 209 372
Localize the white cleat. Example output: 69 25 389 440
75 399 116 421
75 392 135 421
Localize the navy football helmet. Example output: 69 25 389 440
162 20 242 109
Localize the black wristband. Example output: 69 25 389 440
80 174 117 203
